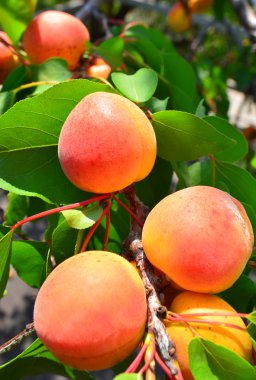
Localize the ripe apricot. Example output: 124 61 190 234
167 3 191 33
188 0 213 13
34 251 147 370
0 32 19 83
86 57 111 80
22 10 90 70
165 291 252 380
58 91 157 193
142 186 254 293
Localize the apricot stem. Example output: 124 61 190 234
80 200 111 252
154 351 182 380
11 194 110 232
138 333 156 375
14 81 59 94
74 229 84 254
0 36 27 66
125 342 148 373
113 195 144 228
180 311 249 319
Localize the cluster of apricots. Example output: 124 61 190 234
167 0 213 33
0 10 111 84
142 185 254 378
1 7 254 379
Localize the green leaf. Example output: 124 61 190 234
152 111 235 161
0 0 37 44
51 217 79 264
195 99 207 118
136 157 173 208
0 79 116 204
0 339 94 380
11 241 49 288
219 275 256 313
2 65 31 92
62 205 103 230
247 311 256 325
114 374 141 380
29 58 71 95
144 96 169 113
111 68 158 102
204 116 248 162
95 37 124 69
4 193 29 226
163 53 197 99
0 90 16 115
0 230 13 298
126 39 162 72
189 338 256 380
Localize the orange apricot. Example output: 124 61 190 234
34 251 147 370
22 10 90 70
0 31 19 83
142 186 254 293
86 57 112 80
165 291 252 380
58 91 157 193
188 0 213 13
167 3 191 33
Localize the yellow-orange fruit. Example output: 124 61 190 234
167 3 191 33
34 251 147 370
165 291 252 380
86 57 111 80
188 0 213 13
142 186 254 293
58 91 157 193
22 10 90 70
0 32 19 83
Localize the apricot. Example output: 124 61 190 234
34 251 147 370
167 3 191 33
165 291 252 380
188 0 213 13
0 32 19 83
142 186 254 293
86 57 112 80
22 10 90 70
58 91 157 193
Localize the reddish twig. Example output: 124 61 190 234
0 323 35 354
103 206 111 250
113 195 144 228
80 200 111 252
125 342 148 373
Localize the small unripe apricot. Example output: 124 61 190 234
142 186 254 293
165 291 252 380
188 0 213 13
86 57 111 80
58 91 157 193
22 10 90 70
34 251 147 370
0 32 19 83
167 3 191 33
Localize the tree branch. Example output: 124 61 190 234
229 0 256 41
0 323 35 354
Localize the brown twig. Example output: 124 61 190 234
229 0 256 46
0 322 35 354
122 186 178 376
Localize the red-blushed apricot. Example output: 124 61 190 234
0 32 19 83
86 57 112 80
58 91 157 193
188 0 213 13
34 251 147 370
22 10 90 70
167 3 191 33
142 186 254 293
165 291 252 380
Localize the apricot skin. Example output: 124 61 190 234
167 3 191 33
22 10 90 70
188 0 213 13
86 57 111 80
34 251 147 370
142 186 254 293
58 91 157 193
165 291 252 380
0 32 19 83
